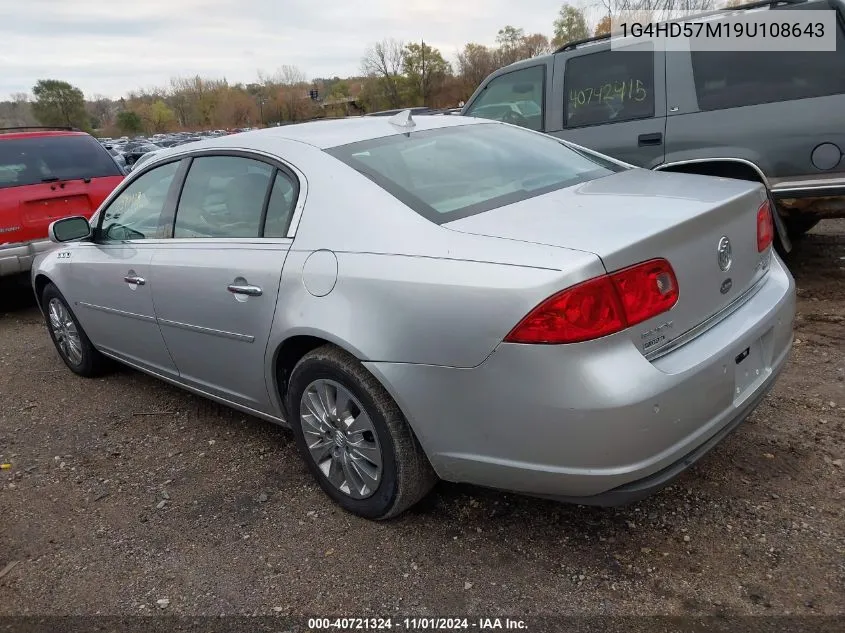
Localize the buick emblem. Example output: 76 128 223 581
717 236 732 272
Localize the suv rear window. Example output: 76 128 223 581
0 135 122 189
691 20 845 111
327 123 619 223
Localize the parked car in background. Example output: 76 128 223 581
462 0 845 250
127 149 160 172
104 145 128 172
33 113 793 519
121 141 162 167
0 126 124 277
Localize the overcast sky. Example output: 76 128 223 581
2 0 580 100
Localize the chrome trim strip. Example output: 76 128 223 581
157 318 255 343
770 183 845 194
655 157 770 189
645 272 769 361
77 301 157 323
96 348 286 426
769 175 845 191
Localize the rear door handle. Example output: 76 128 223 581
638 132 663 147
124 275 145 286
227 284 263 297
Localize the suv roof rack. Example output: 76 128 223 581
0 126 80 134
553 0 809 52
554 33 611 53
720 0 808 10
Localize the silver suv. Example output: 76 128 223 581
462 0 845 252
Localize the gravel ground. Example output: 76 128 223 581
0 221 843 617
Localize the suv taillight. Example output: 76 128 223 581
757 200 774 252
504 259 679 344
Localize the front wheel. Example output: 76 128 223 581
41 283 112 377
287 345 437 520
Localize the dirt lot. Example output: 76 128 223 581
1 222 843 618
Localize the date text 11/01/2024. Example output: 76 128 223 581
307 617 528 630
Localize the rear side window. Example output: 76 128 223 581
263 171 298 238
564 48 655 128
0 135 122 189
328 123 619 224
691 24 845 110
464 66 546 131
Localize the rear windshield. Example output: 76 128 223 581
0 135 122 189
327 123 619 223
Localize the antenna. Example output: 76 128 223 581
387 109 416 130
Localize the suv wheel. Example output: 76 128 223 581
784 214 821 239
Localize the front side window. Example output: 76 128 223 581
328 123 619 223
465 65 545 131
99 161 180 241
173 156 274 238
564 48 655 128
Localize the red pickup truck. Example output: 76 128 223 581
0 127 124 277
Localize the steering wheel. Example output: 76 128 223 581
502 110 528 127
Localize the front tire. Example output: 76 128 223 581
287 345 437 520
41 283 112 377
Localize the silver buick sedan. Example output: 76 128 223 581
32 112 795 519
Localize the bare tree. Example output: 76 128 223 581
521 33 552 57
457 43 499 92
361 39 405 108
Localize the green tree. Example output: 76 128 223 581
329 80 351 100
403 42 451 107
495 25 527 65
116 111 143 134
144 99 177 132
553 5 590 48
31 79 88 128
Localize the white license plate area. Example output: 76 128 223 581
734 338 765 403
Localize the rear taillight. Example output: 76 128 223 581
610 258 679 327
757 200 774 252
504 259 679 344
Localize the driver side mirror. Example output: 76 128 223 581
49 216 91 243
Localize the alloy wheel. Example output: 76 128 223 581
48 298 83 366
299 379 383 499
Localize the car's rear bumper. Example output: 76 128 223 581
366 254 795 503
0 239 55 277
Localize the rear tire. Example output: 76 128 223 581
286 344 437 520
41 283 112 377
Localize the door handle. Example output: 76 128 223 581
638 132 663 147
124 275 146 286
227 284 263 297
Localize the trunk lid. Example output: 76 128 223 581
445 169 773 357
